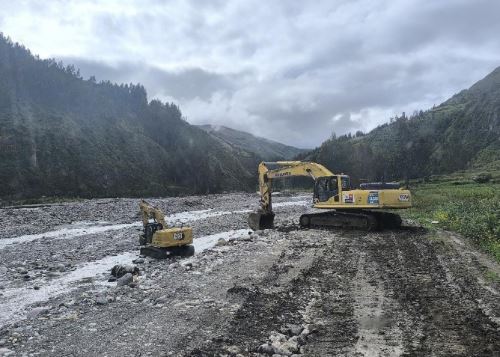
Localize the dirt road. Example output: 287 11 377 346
0 193 499 356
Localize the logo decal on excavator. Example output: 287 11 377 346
275 172 291 177
173 232 184 240
399 194 410 202
343 193 354 203
368 192 379 204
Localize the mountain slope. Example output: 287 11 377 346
198 124 306 161
301 67 500 183
0 35 255 199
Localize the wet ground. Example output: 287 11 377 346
0 193 499 356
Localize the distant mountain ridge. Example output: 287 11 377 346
198 124 306 161
301 67 500 183
1 33 498 199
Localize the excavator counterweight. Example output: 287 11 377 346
249 161 411 231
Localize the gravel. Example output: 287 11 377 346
0 192 499 356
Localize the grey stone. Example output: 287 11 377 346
116 273 133 287
180 261 193 268
56 263 66 272
155 296 169 304
216 238 227 246
258 342 275 355
279 339 299 355
111 265 139 278
0 347 14 356
168 262 180 269
27 307 50 319
281 324 303 336
95 296 108 305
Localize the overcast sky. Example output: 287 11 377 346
1 0 499 148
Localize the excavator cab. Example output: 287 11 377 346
314 175 351 202
314 176 339 202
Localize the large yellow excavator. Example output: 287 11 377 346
248 161 411 231
139 200 195 258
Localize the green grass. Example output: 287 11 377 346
484 270 500 283
401 178 500 262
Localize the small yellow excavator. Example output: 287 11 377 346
248 161 412 231
139 200 195 258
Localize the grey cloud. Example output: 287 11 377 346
61 58 241 101
4 0 500 148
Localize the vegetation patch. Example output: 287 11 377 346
401 176 500 262
484 270 500 283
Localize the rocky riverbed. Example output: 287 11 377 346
0 192 499 356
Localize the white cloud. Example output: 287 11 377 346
1 0 499 148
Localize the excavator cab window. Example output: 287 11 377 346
341 176 351 191
315 176 338 202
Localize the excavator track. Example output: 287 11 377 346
140 245 195 259
299 210 402 231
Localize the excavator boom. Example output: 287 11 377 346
249 161 334 230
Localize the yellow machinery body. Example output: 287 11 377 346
139 200 195 258
249 161 411 231
151 226 193 248
314 186 412 210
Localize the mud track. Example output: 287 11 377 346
188 228 500 356
0 194 498 356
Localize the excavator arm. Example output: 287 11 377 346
249 161 334 230
139 200 167 229
257 161 334 213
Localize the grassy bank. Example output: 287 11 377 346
401 175 500 262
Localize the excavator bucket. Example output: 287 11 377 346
248 212 275 231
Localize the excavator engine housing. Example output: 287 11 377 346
139 226 194 259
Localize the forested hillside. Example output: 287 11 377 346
198 125 306 161
301 67 500 184
0 34 257 199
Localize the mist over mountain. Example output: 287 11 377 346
1 32 499 200
198 125 306 161
301 67 500 183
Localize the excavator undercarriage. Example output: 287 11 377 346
248 210 401 231
298 210 402 230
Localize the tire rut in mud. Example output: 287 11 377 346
186 238 340 356
366 229 500 356
186 227 500 356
